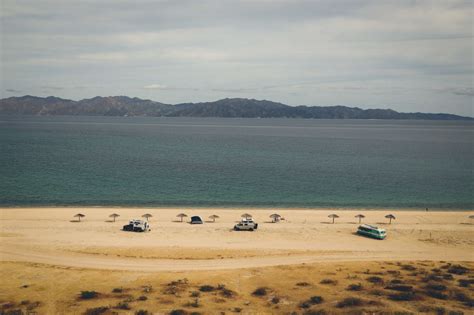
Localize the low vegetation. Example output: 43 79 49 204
366 276 384 284
453 291 474 307
164 279 189 295
252 287 269 296
79 291 99 300
115 301 131 310
84 306 109 315
443 273 454 280
198 285 215 292
196 284 235 298
385 284 413 292
296 282 311 287
458 278 474 287
320 279 338 285
447 265 470 275
424 273 444 282
417 305 464 314
336 297 364 308
299 295 324 309
183 298 200 308
309 296 324 304
5 261 473 314
299 301 311 309
425 283 447 291
388 292 417 301
142 285 152 293
346 283 363 291
369 289 385 296
303 310 327 315
386 270 401 276
425 290 448 300
217 284 236 298
400 264 417 271
389 279 404 284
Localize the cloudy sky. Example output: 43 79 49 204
1 0 472 115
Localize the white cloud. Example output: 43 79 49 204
1 0 472 115
143 84 168 90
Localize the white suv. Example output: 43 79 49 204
123 219 150 232
234 219 258 231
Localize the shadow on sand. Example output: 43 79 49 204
69 220 81 223
352 231 381 240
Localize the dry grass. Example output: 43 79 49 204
0 260 472 314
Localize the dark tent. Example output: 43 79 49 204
190 216 203 224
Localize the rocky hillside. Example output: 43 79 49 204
0 95 471 120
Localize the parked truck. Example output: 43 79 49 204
123 219 150 232
234 218 258 231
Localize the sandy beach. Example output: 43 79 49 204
1 207 473 314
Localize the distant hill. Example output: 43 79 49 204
0 95 472 120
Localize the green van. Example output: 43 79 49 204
357 224 386 240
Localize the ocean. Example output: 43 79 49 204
0 116 472 209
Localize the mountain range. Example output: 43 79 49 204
0 95 471 120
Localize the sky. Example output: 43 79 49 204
0 0 473 116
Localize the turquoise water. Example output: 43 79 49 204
0 116 472 209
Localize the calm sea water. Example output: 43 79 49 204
0 116 472 209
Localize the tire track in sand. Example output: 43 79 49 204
1 247 470 272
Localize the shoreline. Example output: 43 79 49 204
1 206 472 211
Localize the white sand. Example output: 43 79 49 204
1 207 473 271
